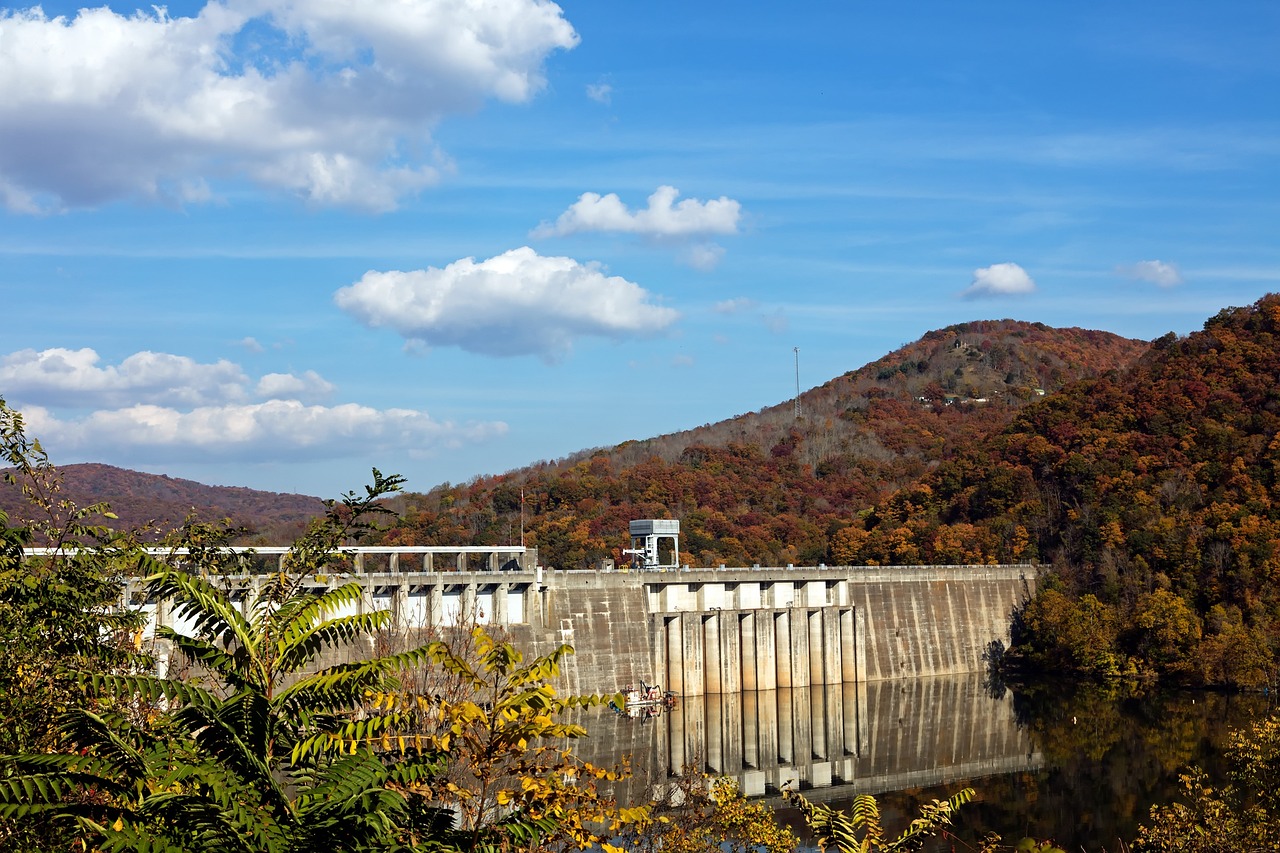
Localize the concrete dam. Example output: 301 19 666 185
90 524 1043 799
121 543 1038 697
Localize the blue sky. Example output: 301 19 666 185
1 0 1277 498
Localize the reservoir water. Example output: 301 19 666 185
572 675 1273 851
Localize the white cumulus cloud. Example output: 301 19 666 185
961 262 1037 299
1118 259 1183 287
0 347 346 411
0 348 249 408
5 347 504 464
334 246 680 361
533 186 742 238
0 1 577 211
19 401 506 463
255 371 336 403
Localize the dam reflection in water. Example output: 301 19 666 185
578 674 1039 803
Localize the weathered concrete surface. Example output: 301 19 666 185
505 572 653 693
843 566 1035 681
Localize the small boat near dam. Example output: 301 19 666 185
609 682 678 719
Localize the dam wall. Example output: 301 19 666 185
641 565 1034 695
126 562 1035 696
846 566 1036 681
505 573 656 694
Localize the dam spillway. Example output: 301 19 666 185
540 564 1035 694
118 553 1037 697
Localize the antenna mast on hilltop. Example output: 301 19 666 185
793 346 801 419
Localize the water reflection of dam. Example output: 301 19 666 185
573 674 1040 803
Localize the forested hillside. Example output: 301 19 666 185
835 295 1280 685
377 320 1148 568
0 463 325 542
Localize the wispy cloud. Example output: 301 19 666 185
763 309 789 334
682 243 727 271
712 298 759 315
1118 259 1183 287
586 81 613 105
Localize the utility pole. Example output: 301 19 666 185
793 346 801 419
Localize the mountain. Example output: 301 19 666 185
0 463 326 543
833 295 1280 685
377 319 1149 569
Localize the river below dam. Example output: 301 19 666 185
568 674 1274 851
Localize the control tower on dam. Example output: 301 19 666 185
117 551 1036 698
